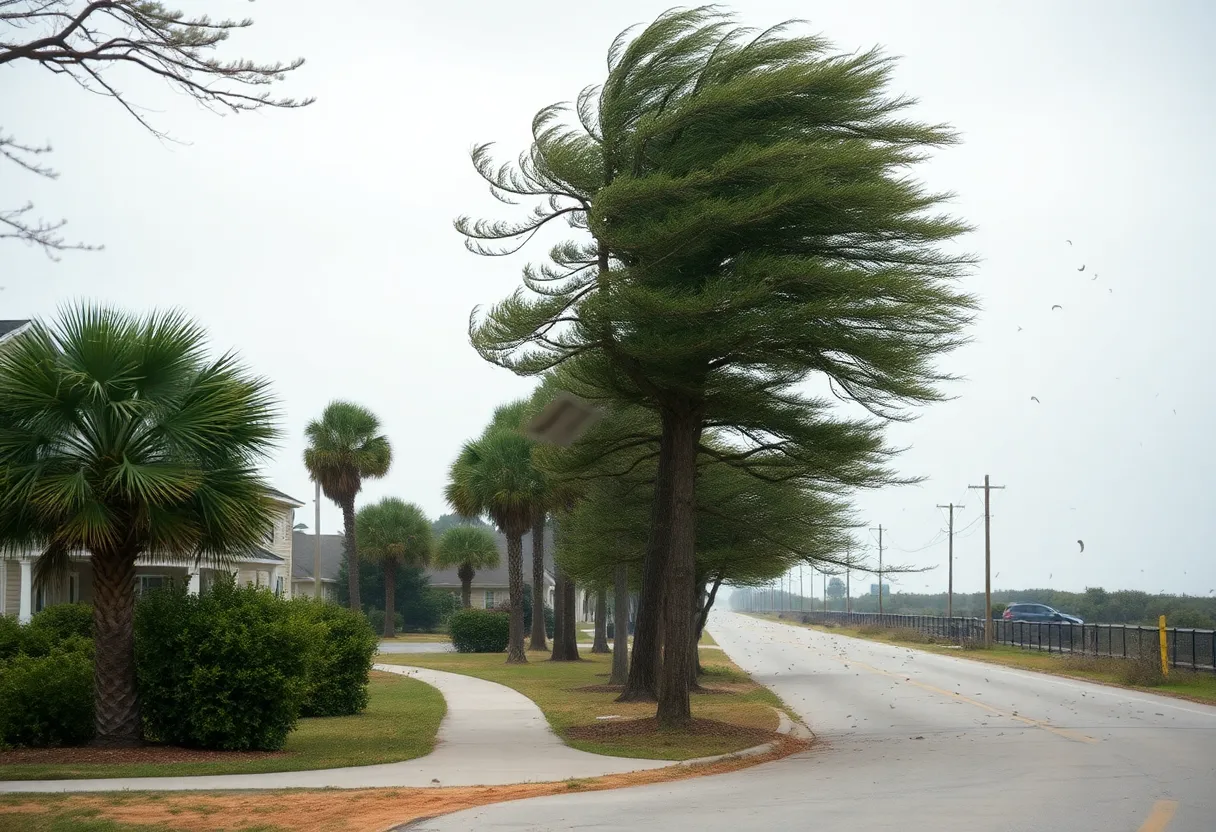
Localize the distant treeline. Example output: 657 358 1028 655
800 587 1216 628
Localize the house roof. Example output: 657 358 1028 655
290 526 556 588
0 320 31 342
266 487 305 507
426 525 556 589
291 531 345 582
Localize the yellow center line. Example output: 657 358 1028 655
1138 799 1178 832
828 654 1099 745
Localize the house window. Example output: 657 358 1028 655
136 575 168 596
68 572 79 604
263 522 275 545
275 575 285 597
483 590 496 608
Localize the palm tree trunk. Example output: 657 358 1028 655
561 572 580 661
591 588 610 653
657 409 702 728
619 430 675 703
609 564 629 685
505 533 527 664
341 497 361 612
383 560 397 638
91 551 141 747
529 514 547 651
457 563 474 608
550 566 566 660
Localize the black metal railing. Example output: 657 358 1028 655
759 610 1216 673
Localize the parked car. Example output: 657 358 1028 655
1003 603 1083 625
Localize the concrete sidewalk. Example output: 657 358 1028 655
0 664 672 794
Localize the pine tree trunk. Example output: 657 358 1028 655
618 430 675 703
550 567 566 660
506 533 527 664
458 563 474 608
91 550 141 747
561 572 580 661
610 564 630 685
529 514 547 651
342 497 361 612
383 560 397 638
591 588 610 653
657 409 701 728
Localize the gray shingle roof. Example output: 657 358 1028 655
0 320 31 341
266 487 304 506
290 526 556 588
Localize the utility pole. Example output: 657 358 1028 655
799 565 804 612
968 475 1006 646
823 570 828 612
313 480 322 600
869 525 885 614
936 502 964 619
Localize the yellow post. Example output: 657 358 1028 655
1158 615 1169 678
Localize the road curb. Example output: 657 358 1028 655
673 706 813 768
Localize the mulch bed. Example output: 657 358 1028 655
0 745 287 766
571 683 729 695
566 717 774 744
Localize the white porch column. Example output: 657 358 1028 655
187 571 202 596
268 565 279 596
18 560 33 623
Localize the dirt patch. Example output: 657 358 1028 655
565 716 775 746
0 745 286 766
0 737 810 832
572 683 732 695
570 683 624 693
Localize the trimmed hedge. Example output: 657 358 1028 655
290 598 378 717
449 608 509 653
29 602 94 641
0 646 94 749
135 578 313 751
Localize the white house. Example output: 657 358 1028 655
1 488 305 623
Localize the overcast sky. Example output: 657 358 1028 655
3 1 1212 596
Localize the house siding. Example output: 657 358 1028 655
265 505 294 597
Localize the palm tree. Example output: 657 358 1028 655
0 305 278 747
355 498 432 638
303 401 392 612
445 407 545 663
434 525 499 608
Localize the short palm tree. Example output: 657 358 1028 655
434 525 500 608
355 498 432 638
303 401 391 612
445 409 545 663
0 305 278 747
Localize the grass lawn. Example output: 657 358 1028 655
754 614 1216 705
380 648 782 761
699 629 718 646
379 632 451 643
0 671 445 782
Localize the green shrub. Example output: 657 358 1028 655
0 646 94 748
135 577 312 751
367 609 404 635
0 615 23 661
449 608 509 653
290 599 378 717
29 602 94 641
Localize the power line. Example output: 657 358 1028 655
968 474 1006 646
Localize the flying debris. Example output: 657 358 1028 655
1066 240 1073 245
1030 396 1040 403
1051 305 1063 311
1077 540 1085 553
1092 274 1098 281
1017 326 1023 332
1078 265 1085 272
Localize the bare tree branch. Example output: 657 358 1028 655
1 0 311 258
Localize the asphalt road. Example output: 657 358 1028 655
408 609 1216 832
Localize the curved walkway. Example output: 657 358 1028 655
0 665 671 794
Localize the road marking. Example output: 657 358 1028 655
828 654 1098 744
1138 799 1178 832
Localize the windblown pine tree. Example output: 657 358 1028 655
458 7 976 726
